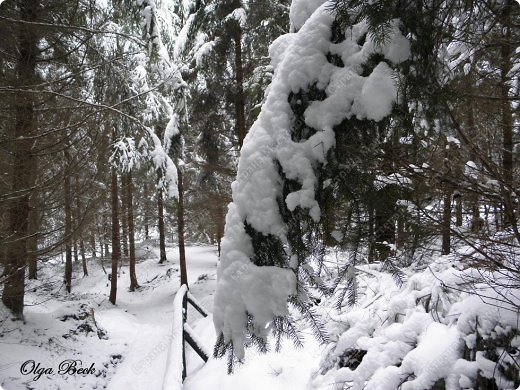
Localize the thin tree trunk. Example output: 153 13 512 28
177 169 188 286
72 180 80 267
90 235 96 258
80 239 88 277
368 203 375 263
455 192 463 227
127 172 139 291
442 190 451 255
99 235 104 258
73 239 79 264
157 183 167 264
120 174 129 258
103 218 109 260
2 0 39 317
471 201 482 233
76 196 88 277
144 181 150 240
64 150 73 293
494 205 500 231
501 0 514 227
216 204 225 258
233 25 246 148
109 163 120 305
467 97 481 233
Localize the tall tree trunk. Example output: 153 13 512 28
177 169 188 286
501 0 514 228
467 97 481 233
90 235 96 258
233 25 246 149
367 203 375 263
157 183 167 264
127 172 139 291
64 150 73 293
99 235 104 258
2 0 39 318
442 190 451 255
73 238 79 264
76 197 88 277
103 218 109 260
27 189 39 280
144 181 150 240
120 174 129 258
80 239 88 277
109 164 120 305
216 204 225 258
455 192 463 227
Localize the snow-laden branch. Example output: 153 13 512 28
214 5 411 359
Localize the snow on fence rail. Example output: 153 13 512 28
162 284 209 390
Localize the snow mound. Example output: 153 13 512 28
313 256 519 389
289 0 328 32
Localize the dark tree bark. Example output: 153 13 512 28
103 217 109 260
455 192 463 227
80 239 88 277
76 197 88 277
442 190 452 255
109 162 120 305
216 204 225 258
177 169 188 286
157 183 167 264
367 203 375 263
467 98 482 233
233 24 246 149
27 190 39 280
127 172 139 291
99 235 104 258
64 150 73 293
144 181 150 240
500 0 514 228
73 238 79 264
1 0 40 317
120 174 129 259
90 235 97 258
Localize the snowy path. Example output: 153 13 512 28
105 246 219 390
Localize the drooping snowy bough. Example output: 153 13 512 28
213 0 410 363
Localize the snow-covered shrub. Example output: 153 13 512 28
313 255 519 389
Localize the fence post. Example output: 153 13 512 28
163 284 209 389
182 290 187 381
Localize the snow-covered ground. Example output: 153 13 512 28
1 244 518 389
0 245 324 390
0 245 219 390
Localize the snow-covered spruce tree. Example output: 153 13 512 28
0 0 124 313
168 0 292 247
312 2 519 389
83 0 186 299
134 0 192 279
213 0 412 367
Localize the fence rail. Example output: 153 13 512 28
162 285 209 390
